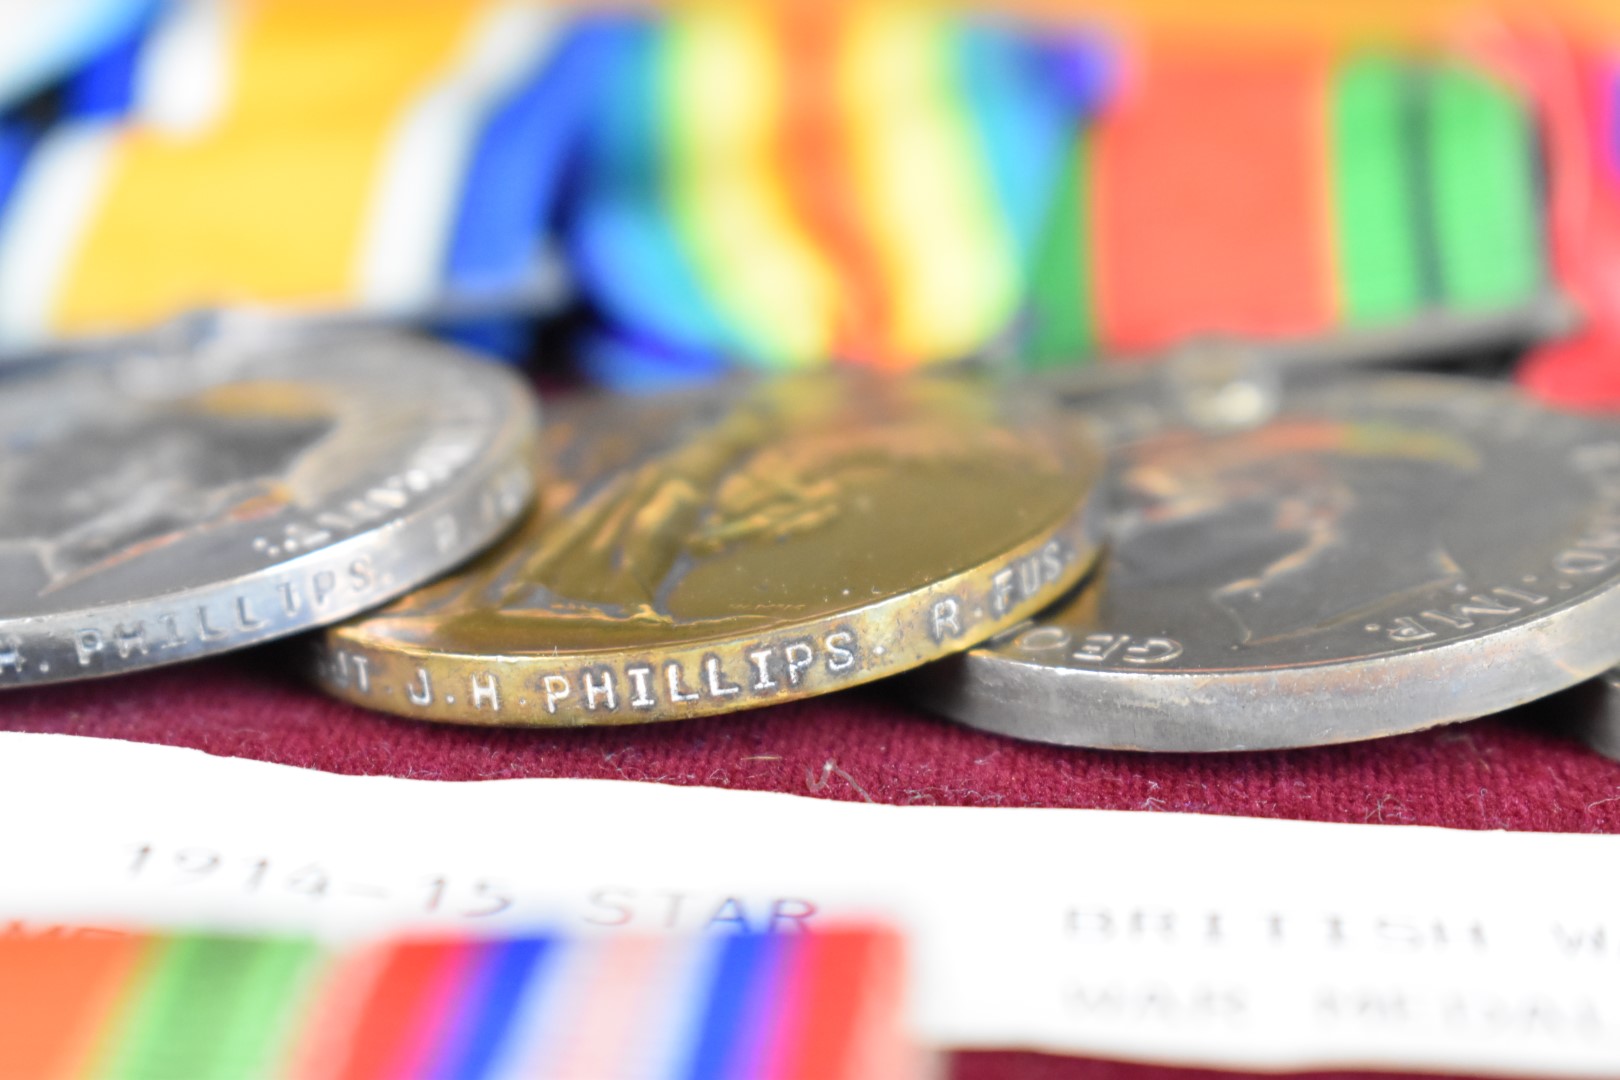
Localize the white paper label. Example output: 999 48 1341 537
3 731 1620 1077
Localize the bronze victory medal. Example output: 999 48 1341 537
910 375 1620 751
313 373 1104 725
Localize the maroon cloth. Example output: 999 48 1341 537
4 649 1615 831
0 649 1613 1079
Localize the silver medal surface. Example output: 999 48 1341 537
0 333 536 687
911 375 1620 751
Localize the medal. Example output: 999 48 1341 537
0 333 536 687
910 375 1620 750
312 372 1103 725
1554 667 1620 762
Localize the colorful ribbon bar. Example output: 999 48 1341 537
0 0 586 350
0 3 1593 387
1025 40 1545 368
0 926 916 1079
565 7 1103 386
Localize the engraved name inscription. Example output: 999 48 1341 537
67 556 377 669
327 627 862 718
929 539 1073 645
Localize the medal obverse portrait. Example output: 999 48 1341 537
0 334 538 687
912 376 1620 750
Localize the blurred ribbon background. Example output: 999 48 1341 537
2 0 1616 396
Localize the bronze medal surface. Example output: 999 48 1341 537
312 373 1104 725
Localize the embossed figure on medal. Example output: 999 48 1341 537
0 333 537 687
313 372 1105 725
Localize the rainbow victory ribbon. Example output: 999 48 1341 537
565 6 1107 389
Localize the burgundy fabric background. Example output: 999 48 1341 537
0 645 1611 1080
